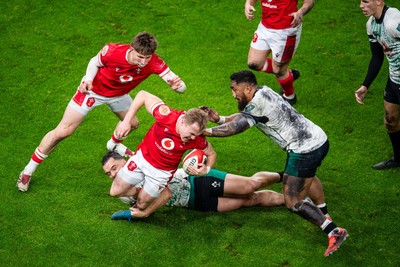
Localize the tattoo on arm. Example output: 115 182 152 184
211 114 250 137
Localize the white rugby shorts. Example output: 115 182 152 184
68 90 132 115
117 149 174 198
250 23 302 62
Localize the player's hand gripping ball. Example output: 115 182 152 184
182 149 207 174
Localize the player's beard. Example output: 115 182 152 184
237 98 248 111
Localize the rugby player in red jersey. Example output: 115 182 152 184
245 0 314 105
18 32 187 192
106 90 217 214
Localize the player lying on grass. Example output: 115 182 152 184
102 151 284 220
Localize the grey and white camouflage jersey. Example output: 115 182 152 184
243 86 327 154
124 169 191 207
367 6 400 84
164 169 191 207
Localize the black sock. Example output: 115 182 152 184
322 222 337 236
389 131 400 162
319 205 328 216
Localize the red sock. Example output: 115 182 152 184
32 148 47 164
277 71 294 97
111 131 124 144
260 58 273 73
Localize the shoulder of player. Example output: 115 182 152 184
384 8 400 32
101 43 129 54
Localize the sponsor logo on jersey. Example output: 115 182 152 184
86 97 95 107
161 138 175 150
262 1 277 8
119 75 133 83
127 161 137 171
159 105 171 116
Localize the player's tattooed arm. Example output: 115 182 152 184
207 113 251 137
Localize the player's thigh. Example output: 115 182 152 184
217 197 250 212
55 105 86 135
110 176 136 196
248 47 271 65
224 174 257 195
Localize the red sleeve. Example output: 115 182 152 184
149 54 169 75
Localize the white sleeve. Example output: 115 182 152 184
81 53 102 83
160 70 187 93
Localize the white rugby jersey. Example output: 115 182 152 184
367 7 400 84
243 86 327 153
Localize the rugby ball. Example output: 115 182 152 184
182 149 207 174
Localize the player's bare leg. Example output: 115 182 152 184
217 190 284 212
17 106 86 192
109 177 136 197
135 190 158 211
307 177 332 220
283 174 348 256
247 47 272 72
106 110 139 157
222 171 280 196
272 59 297 105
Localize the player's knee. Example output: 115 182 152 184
53 127 74 140
135 200 149 212
248 62 260 71
287 200 303 213
109 188 119 197
384 116 399 132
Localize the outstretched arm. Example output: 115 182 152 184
204 113 251 137
116 90 163 138
161 70 187 93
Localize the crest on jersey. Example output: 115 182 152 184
86 97 95 107
252 33 258 43
159 105 171 116
127 161 137 171
161 138 175 150
244 103 255 112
